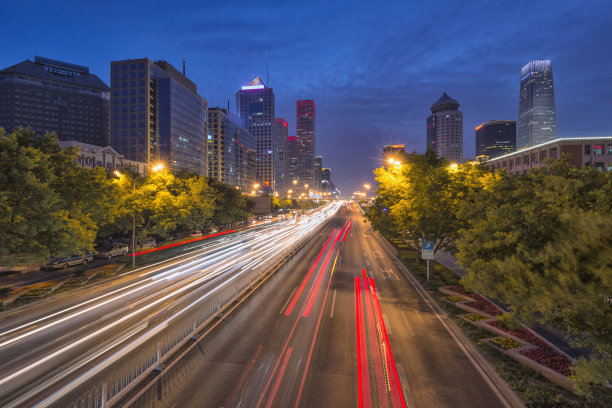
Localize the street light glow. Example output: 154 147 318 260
152 163 165 172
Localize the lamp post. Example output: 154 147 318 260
114 162 164 269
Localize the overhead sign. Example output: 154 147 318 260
421 238 434 260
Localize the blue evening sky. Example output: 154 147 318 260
1 0 611 194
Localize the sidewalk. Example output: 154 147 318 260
435 250 586 360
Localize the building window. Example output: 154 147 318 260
540 150 547 160
607 144 612 155
593 144 603 155
532 152 538 164
516 156 521 165
524 155 529 165
550 147 557 158
584 144 591 155
594 162 604 171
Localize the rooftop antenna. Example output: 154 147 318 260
182 57 186 75
227 97 230 111
266 63 269 87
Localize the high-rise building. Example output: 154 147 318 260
518 60 556 150
382 144 405 165
297 100 315 195
426 92 463 163
110 58 207 175
274 118 288 196
314 156 323 194
475 120 516 159
207 107 256 190
236 77 275 192
0 56 110 146
284 135 299 197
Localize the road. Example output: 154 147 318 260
0 202 341 408
131 203 513 408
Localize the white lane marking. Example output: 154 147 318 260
366 259 370 267
396 363 417 408
330 289 337 318
383 313 392 334
401 311 415 337
281 287 298 314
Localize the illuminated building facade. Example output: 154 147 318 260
110 58 207 174
274 118 288 196
284 135 299 197
314 156 322 194
0 56 110 146
236 77 275 192
207 107 256 190
426 92 463 163
475 120 516 159
297 100 315 194
518 60 556 149
487 137 612 174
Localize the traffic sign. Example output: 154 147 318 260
421 238 434 260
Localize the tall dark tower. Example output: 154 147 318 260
274 118 288 196
518 60 556 149
236 77 275 191
297 100 315 195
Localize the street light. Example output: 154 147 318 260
292 179 297 185
152 163 165 172
448 163 458 172
114 170 137 268
363 184 371 190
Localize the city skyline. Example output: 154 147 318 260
0 0 611 194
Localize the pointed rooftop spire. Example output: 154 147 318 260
241 76 266 90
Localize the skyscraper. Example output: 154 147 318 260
0 56 110 146
314 156 323 194
207 107 256 190
236 77 275 192
110 58 207 174
284 135 299 196
297 100 315 195
475 120 516 159
518 60 557 149
274 118 288 196
426 92 463 163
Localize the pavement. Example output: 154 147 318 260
131 203 519 408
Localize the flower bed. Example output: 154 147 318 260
63 278 83 286
464 293 504 316
21 289 51 298
487 321 548 349
490 337 524 350
487 321 572 376
446 286 473 298
463 313 489 322
520 348 572 376
446 295 465 302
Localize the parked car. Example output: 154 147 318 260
95 243 129 259
141 238 156 249
189 230 202 238
44 252 93 269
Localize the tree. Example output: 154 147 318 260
0 128 120 259
374 150 477 256
456 161 612 390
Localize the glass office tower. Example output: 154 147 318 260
518 59 556 149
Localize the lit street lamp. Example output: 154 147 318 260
114 163 164 268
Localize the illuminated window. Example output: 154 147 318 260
593 144 603 155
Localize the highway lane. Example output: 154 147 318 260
131 203 512 408
0 202 341 407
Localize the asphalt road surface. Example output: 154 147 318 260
0 203 341 408
130 203 512 408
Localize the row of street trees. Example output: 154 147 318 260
0 128 252 260
369 149 612 391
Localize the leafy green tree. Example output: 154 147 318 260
0 128 119 259
456 161 612 390
208 179 249 229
